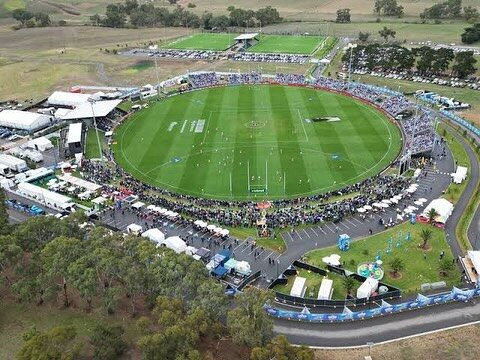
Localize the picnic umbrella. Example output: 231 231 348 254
414 200 423 206
220 229 230 236
363 205 373 210
207 224 217 231
393 195 402 200
357 208 366 213
379 202 389 208
418 198 427 203
382 199 392 204
373 203 383 208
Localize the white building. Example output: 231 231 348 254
17 182 74 210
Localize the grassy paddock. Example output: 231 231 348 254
303 222 461 294
163 33 238 51
0 301 139 359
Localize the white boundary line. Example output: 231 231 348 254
297 109 309 142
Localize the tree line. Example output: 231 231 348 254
420 0 479 22
0 190 313 359
343 44 477 78
91 0 282 29
11 9 52 28
462 23 480 44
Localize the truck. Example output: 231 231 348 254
0 154 28 172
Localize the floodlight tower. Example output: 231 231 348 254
149 44 161 97
347 43 357 90
88 97 104 165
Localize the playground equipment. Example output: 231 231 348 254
338 234 350 251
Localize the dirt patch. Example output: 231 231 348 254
388 271 403 279
315 323 480 360
418 244 432 252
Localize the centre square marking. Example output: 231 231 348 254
244 120 267 129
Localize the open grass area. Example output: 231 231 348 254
273 268 354 300
113 85 401 200
164 33 238 51
312 36 338 59
438 124 470 205
248 35 324 54
303 222 461 294
3 0 24 11
85 127 105 159
0 301 140 359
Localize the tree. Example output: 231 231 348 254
41 236 85 307
420 228 433 249
255 6 282 26
464 6 480 23
251 335 314 360
358 31 370 42
378 26 396 42
374 0 404 17
34 12 51 27
90 324 127 360
461 23 480 44
452 50 478 78
438 258 455 276
389 257 404 277
0 190 9 235
336 8 351 23
17 325 82 360
342 276 356 296
427 207 439 223
210 15 229 30
421 0 462 19
432 47 455 74
103 4 126 28
11 9 33 26
68 255 98 312
90 14 102 26
0 235 22 286
227 287 274 347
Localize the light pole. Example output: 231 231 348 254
149 45 161 97
367 342 374 357
347 43 357 90
276 259 280 278
88 97 103 165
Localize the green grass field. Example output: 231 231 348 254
113 85 401 200
163 33 238 51
85 128 105 159
247 35 324 54
304 223 461 294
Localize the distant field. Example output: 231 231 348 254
248 35 323 54
164 33 238 51
263 21 470 44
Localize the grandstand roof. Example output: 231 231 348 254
67 123 82 144
235 33 259 41
48 91 91 107
0 110 51 131
62 100 121 120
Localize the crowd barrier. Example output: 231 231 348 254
265 286 480 322
237 270 261 291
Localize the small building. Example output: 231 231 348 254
27 137 53 152
66 123 83 155
17 182 74 211
61 99 121 124
234 33 259 50
0 110 53 132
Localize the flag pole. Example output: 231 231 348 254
247 160 250 192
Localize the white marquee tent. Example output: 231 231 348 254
0 110 52 132
451 166 468 184
47 91 91 107
421 198 454 224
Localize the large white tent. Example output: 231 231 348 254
451 166 468 184
47 91 91 107
420 198 454 224
0 110 52 132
